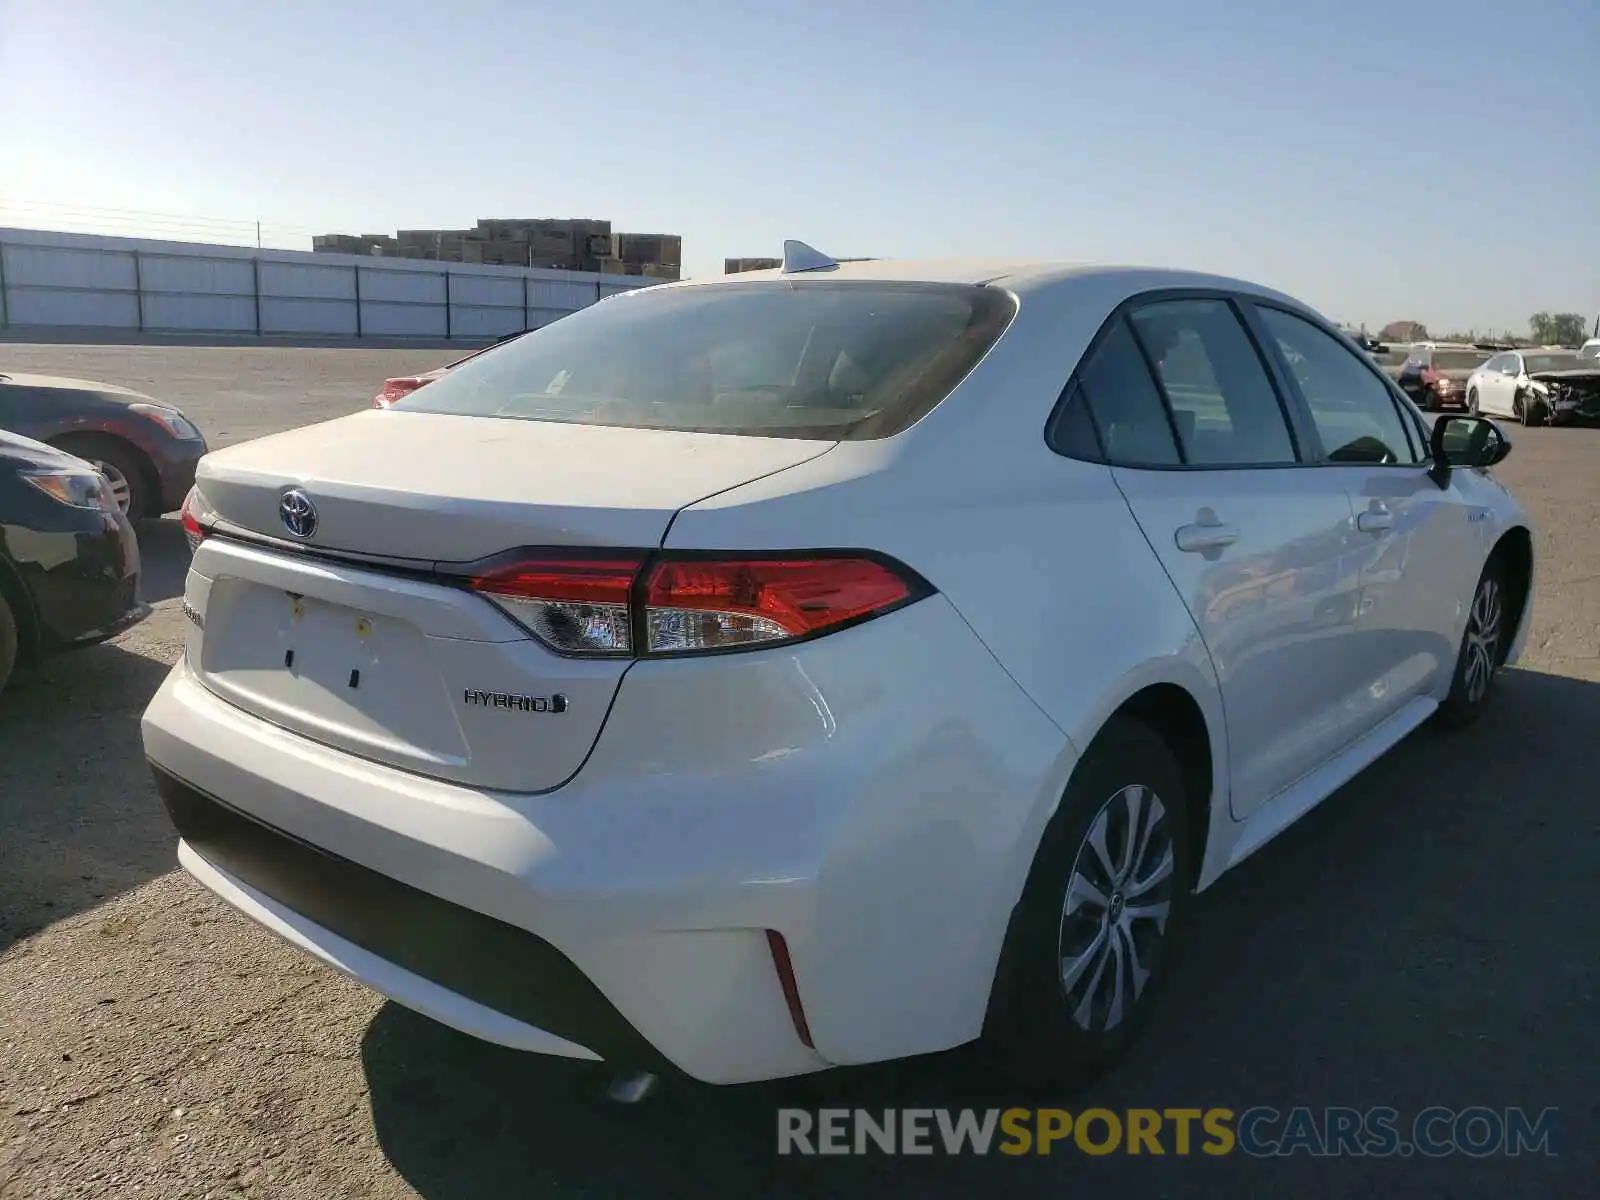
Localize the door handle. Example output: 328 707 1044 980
1356 507 1393 534
1175 521 1240 552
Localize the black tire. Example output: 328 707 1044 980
0 592 17 698
1521 391 1548 427
51 435 153 521
986 716 1193 1090
1467 388 1480 416
1437 558 1508 730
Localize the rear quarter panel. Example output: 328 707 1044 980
665 281 1236 923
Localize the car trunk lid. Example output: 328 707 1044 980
186 411 835 791
194 409 834 560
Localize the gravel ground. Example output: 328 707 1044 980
0 343 457 452
1 344 1597 1198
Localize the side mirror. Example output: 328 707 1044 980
1429 415 1511 487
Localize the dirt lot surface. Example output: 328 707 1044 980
1 345 1597 1197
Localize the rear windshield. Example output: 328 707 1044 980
394 281 1017 440
1523 353 1580 373
1432 351 1492 370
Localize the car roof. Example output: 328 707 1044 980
652 258 1313 313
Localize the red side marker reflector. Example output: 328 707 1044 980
766 930 814 1049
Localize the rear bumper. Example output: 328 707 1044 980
156 768 646 1066
141 597 1072 1084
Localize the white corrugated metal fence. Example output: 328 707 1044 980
0 228 656 339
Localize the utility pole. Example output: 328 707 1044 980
256 221 262 248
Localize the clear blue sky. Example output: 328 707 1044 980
3 0 1595 333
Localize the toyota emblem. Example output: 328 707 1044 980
279 488 318 538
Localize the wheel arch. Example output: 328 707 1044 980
0 553 44 665
980 667 1227 1043
1115 683 1216 888
1061 657 1228 890
48 430 160 514
1489 524 1534 667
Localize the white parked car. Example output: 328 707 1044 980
1466 348 1592 425
143 245 1536 1090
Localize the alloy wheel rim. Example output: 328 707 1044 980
1057 783 1174 1034
1463 577 1503 704
94 461 132 514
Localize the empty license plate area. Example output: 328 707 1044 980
199 577 466 766
191 550 634 791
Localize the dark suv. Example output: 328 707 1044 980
1396 346 1493 412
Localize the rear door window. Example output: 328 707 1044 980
1128 299 1300 466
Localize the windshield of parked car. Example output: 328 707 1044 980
1432 351 1492 370
392 281 1016 440
1523 353 1581 373
1580 344 1600 360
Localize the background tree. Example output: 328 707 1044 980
1529 312 1587 346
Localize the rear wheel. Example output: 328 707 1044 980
987 717 1192 1089
1438 559 1507 730
0 593 17 698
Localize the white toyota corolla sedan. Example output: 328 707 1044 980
143 244 1535 1089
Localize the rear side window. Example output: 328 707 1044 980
392 281 1016 440
1062 317 1181 465
1129 299 1299 466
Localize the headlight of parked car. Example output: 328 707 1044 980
23 469 120 511
129 402 205 442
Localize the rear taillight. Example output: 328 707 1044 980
644 556 918 653
455 550 930 658
374 377 426 408
469 553 646 656
180 487 208 552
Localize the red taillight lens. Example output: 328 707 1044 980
467 553 647 656
452 550 928 658
180 487 207 551
643 555 918 653
374 378 425 408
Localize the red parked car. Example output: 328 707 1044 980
373 332 530 408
